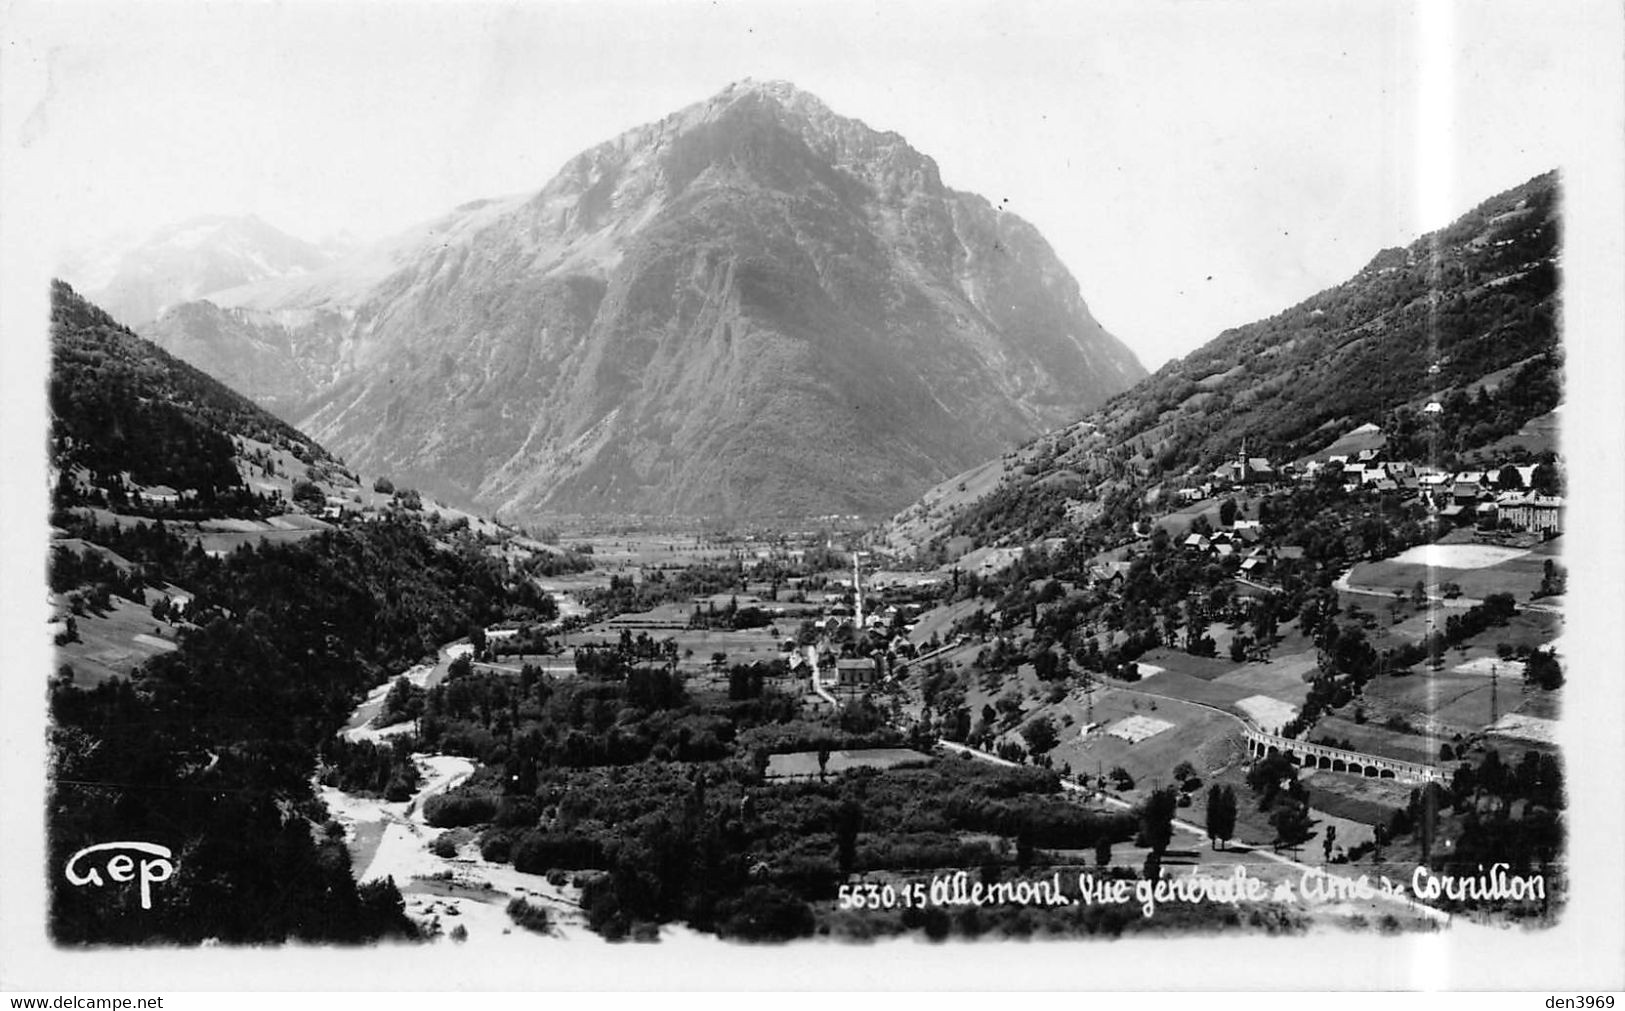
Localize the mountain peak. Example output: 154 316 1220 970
717 78 831 112
143 86 1147 520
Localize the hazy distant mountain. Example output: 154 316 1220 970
888 170 1561 553
60 215 336 327
134 299 352 414
147 80 1146 521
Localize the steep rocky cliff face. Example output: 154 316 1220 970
148 81 1146 520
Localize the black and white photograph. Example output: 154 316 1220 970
1 0 1622 995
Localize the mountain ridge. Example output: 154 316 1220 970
139 80 1147 521
885 169 1562 556
59 215 341 328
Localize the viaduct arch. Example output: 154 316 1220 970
1245 727 1444 785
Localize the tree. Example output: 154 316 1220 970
291 478 325 510
381 675 424 725
1270 798 1313 853
1530 461 1561 495
1524 648 1563 690
373 476 395 494
817 746 831 782
1322 824 1337 864
1031 649 1062 682
1093 835 1112 868
1216 786 1237 849
1229 634 1250 663
1138 786 1179 856
1020 716 1059 756
1496 465 1523 490
1205 784 1237 850
1219 498 1239 528
1537 559 1567 598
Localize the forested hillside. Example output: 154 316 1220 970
50 280 341 517
48 512 552 942
893 171 1561 553
46 286 564 943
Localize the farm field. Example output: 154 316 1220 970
1214 654 1317 706
1474 406 1560 459
1346 670 1502 738
1041 689 1249 797
766 748 932 779
51 590 183 686
559 619 789 669
1516 688 1562 721
1131 667 1255 714
960 658 1045 722
534 573 616 595
1309 715 1441 765
551 533 749 569
1346 534 1562 602
1300 767 1413 829
1235 695 1298 733
1151 499 1223 538
195 527 328 554
1485 714 1561 748
907 598 986 646
1132 644 1237 682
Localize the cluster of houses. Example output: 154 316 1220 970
1316 453 1563 535
1178 438 1562 537
1179 521 1307 576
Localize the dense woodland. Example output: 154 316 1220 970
47 511 560 942
407 684 1155 941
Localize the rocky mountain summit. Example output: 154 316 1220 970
144 81 1146 520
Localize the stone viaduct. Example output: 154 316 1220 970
1245 727 1445 785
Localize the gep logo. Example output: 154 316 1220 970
64 841 176 909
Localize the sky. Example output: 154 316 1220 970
2 0 1614 370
